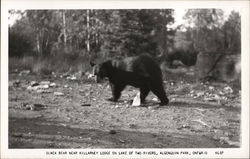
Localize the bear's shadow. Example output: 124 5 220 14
105 98 162 108
105 99 240 112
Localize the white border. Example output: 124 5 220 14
1 0 249 159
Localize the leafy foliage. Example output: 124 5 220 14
222 11 241 53
9 16 34 57
9 9 175 58
182 9 241 53
9 9 241 69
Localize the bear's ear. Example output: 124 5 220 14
90 61 96 67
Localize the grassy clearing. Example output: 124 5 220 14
8 53 240 90
9 53 92 75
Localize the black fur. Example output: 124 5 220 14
91 54 169 105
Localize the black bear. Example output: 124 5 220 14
90 54 169 105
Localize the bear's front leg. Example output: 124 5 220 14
108 83 125 102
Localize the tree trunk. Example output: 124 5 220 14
86 9 90 54
36 27 42 55
36 29 40 54
94 10 99 45
62 10 67 47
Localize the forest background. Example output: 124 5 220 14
9 9 241 80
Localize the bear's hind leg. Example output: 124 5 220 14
150 84 169 106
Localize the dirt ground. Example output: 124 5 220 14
8 69 241 148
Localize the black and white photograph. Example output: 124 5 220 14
1 0 249 158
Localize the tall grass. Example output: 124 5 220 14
9 53 92 76
9 56 34 71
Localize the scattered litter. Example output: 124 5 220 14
32 104 46 111
119 139 125 143
196 91 205 97
15 80 21 84
219 91 225 95
177 124 191 130
79 89 85 93
30 81 39 87
190 129 203 133
115 105 121 108
128 123 137 129
49 82 57 87
109 130 117 134
204 97 216 102
21 103 46 111
209 86 215 90
40 81 50 85
42 84 49 89
19 70 30 76
71 76 77 80
37 90 51 94
224 140 240 147
67 76 77 80
52 72 56 77
152 97 158 102
123 100 130 104
12 80 21 87
194 108 206 112
60 123 67 127
81 103 91 107
224 86 233 94
192 119 210 127
148 106 160 110
170 98 176 102
54 92 64 96
132 92 140 106
47 142 55 148
213 94 221 100
27 81 50 92
87 73 95 79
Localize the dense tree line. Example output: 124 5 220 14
182 9 240 53
9 10 174 58
9 9 241 63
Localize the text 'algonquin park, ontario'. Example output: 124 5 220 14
8 9 241 148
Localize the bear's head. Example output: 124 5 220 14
90 60 114 83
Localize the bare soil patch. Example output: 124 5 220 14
9 71 241 148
